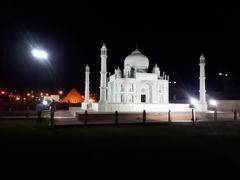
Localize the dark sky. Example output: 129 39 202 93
1 1 240 99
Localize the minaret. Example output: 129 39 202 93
99 44 107 104
198 54 207 111
84 65 90 103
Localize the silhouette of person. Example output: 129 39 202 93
36 100 43 122
49 100 56 126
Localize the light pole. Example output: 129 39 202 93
169 81 177 103
31 48 49 121
209 99 217 110
190 97 198 124
218 72 228 97
209 99 217 120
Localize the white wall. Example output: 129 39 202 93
97 103 190 112
213 100 240 112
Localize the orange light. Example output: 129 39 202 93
1 91 6 95
89 98 94 103
31 95 34 98
23 98 26 100
59 91 63 95
46 93 49 96
15 97 20 101
27 93 31 96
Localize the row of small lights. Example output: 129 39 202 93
1 91 63 96
169 72 228 85
1 91 64 101
219 73 228 77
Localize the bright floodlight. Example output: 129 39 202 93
190 97 198 107
31 49 48 60
42 100 48 106
209 99 217 106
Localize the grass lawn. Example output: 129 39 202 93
1 119 240 178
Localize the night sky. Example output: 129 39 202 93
1 1 240 99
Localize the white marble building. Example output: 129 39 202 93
81 44 207 112
108 48 169 104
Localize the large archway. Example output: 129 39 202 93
140 83 152 103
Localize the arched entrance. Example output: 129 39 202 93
140 83 152 103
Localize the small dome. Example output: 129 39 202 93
124 49 149 70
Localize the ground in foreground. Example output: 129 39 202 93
1 119 240 178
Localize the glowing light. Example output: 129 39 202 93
219 73 222 76
59 91 63 95
89 98 94 103
225 73 228 76
209 99 217 106
31 49 48 60
23 98 26 100
46 93 49 96
190 97 198 107
42 100 48 106
27 93 31 96
15 97 20 101
40 92 44 97
1 91 6 95
31 95 34 98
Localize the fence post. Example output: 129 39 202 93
84 110 88 125
115 111 118 124
143 110 146 125
26 106 30 119
213 110 217 121
234 109 237 121
214 110 217 121
191 108 195 126
168 110 171 123
76 113 81 120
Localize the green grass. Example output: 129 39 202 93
1 119 240 177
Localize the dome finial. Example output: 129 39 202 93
101 43 106 49
200 53 205 63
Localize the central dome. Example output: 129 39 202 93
124 49 149 70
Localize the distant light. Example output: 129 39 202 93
59 91 63 95
219 73 222 76
169 81 171 84
209 99 217 106
1 91 6 95
42 100 48 106
15 97 20 101
31 49 48 60
89 98 94 103
225 73 228 76
173 81 176 84
31 95 34 98
46 93 49 96
23 98 26 100
27 93 31 96
190 97 198 107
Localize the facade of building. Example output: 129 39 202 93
107 49 169 104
